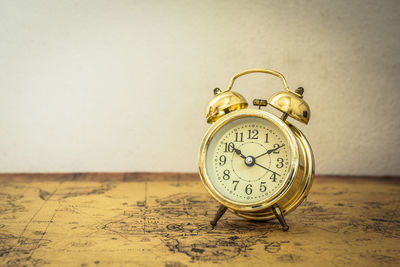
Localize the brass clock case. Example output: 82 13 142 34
199 68 315 228
198 108 301 213
231 123 314 220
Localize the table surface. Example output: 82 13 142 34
0 173 399 267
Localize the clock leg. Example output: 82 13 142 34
272 204 289 231
210 205 227 227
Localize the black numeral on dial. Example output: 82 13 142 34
273 144 280 154
270 172 277 182
235 132 243 142
260 182 267 192
223 170 230 180
245 184 253 195
232 180 239 190
219 155 226 166
248 129 259 139
224 142 235 152
276 158 284 168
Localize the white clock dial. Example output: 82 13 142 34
205 116 292 204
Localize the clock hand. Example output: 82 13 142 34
254 162 281 176
233 148 247 159
255 144 285 159
234 148 257 167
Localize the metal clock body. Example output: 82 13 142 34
198 69 315 231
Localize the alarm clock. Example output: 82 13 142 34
198 69 314 231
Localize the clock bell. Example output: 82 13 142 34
205 69 311 125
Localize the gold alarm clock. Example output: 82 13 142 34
198 69 314 231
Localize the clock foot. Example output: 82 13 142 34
272 204 289 231
210 205 227 227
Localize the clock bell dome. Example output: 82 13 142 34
205 88 248 123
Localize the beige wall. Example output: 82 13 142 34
0 0 399 175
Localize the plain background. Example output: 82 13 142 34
0 0 399 175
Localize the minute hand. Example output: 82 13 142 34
254 163 281 176
255 144 285 159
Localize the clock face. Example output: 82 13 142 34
205 115 294 205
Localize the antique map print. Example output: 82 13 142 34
0 174 399 266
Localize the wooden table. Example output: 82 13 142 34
0 173 399 266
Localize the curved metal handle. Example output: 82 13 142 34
227 69 290 92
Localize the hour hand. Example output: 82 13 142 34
233 148 246 159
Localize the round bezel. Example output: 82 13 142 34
198 109 299 212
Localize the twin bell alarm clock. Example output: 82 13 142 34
198 69 314 231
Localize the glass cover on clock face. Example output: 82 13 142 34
205 116 293 204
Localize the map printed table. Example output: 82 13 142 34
0 173 399 266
